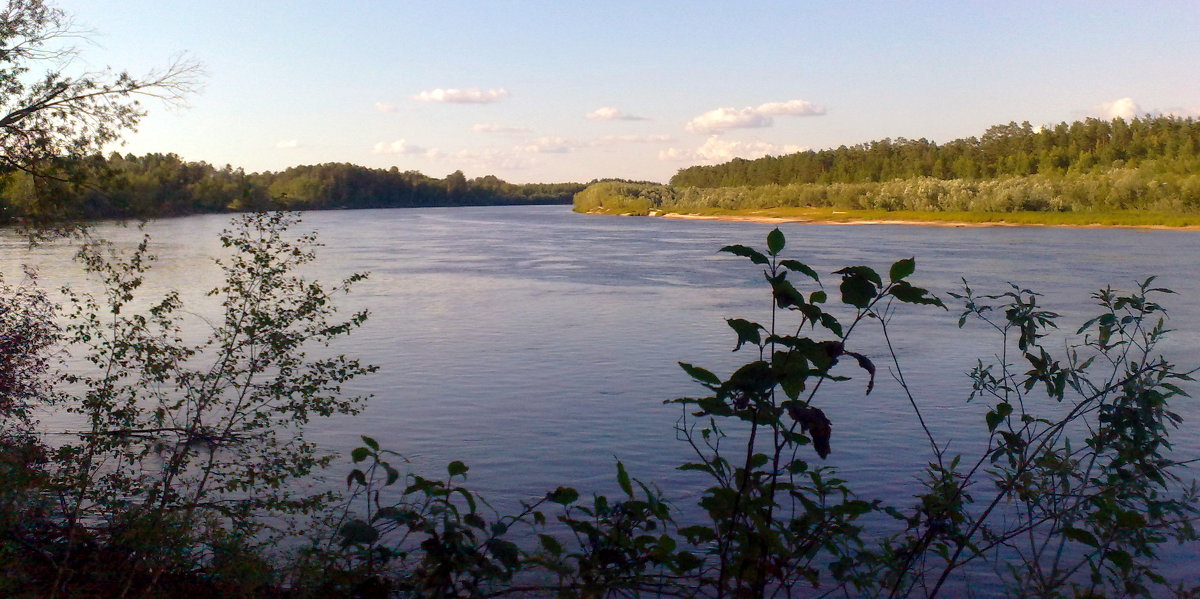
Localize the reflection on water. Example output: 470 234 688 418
4 205 1199 583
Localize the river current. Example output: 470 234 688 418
4 204 1198 587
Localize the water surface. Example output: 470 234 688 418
4 205 1198 586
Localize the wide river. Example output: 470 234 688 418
4 204 1199 586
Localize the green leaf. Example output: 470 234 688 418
676 551 702 571
841 500 874 516
1062 526 1099 547
819 313 843 337
351 447 370 463
679 362 720 386
338 519 379 546
616 460 634 497
454 487 478 513
361 435 380 451
547 486 579 505
447 460 469 477
346 468 366 488
1106 549 1133 572
726 318 763 351
780 259 820 283
844 351 876 394
889 257 916 282
770 276 807 309
538 534 563 555
1115 510 1146 529
839 274 877 309
679 525 716 543
766 228 785 255
986 402 1012 432
720 244 768 265
487 539 521 569
890 281 946 308
834 265 882 286
985 410 1002 432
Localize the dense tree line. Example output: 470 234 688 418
0 153 583 223
671 116 1200 188
577 167 1200 216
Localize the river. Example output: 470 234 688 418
3 204 1198 589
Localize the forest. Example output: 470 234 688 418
0 154 584 224
575 117 1200 221
671 117 1200 188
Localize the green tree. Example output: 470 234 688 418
0 0 200 222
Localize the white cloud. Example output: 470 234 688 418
374 102 399 113
1099 97 1141 120
585 106 646 121
372 139 426 155
414 87 509 103
275 139 300 149
686 107 773 133
659 136 806 163
685 99 825 133
473 123 532 134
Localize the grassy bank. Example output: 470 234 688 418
573 179 1200 228
613 206 1200 228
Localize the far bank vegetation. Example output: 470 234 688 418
575 117 1200 224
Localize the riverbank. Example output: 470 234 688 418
584 207 1200 230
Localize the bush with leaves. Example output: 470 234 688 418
322 438 694 598
1 211 376 598
871 278 1199 598
0 267 59 595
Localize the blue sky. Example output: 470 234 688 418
58 1 1200 183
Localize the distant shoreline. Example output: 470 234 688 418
582 209 1200 231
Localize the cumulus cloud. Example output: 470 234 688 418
374 102 399 113
685 99 825 133
275 139 300 150
585 106 646 121
1098 97 1141 120
686 107 772 133
372 139 427 155
414 87 509 103
473 123 532 134
659 136 806 163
